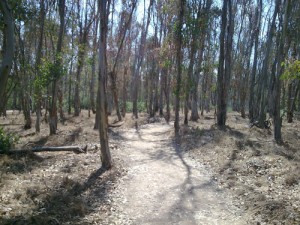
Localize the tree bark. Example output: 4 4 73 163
132 0 153 119
256 1 279 127
49 0 65 135
4 145 87 155
34 0 46 133
217 0 234 127
74 1 92 117
249 0 262 122
273 0 290 144
0 1 14 114
90 16 99 115
174 0 185 135
97 0 112 169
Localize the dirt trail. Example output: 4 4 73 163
111 122 247 225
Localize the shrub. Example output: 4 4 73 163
0 127 18 153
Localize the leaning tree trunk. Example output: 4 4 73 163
0 1 14 114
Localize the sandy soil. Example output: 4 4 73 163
110 122 245 225
0 110 299 224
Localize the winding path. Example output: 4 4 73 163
111 122 246 225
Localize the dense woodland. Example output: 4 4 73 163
1 0 300 168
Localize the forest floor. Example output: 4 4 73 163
0 110 299 224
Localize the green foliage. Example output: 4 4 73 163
34 57 67 100
281 60 300 80
121 102 146 113
0 127 18 153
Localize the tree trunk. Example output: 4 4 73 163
249 0 262 122
90 18 99 115
257 1 279 127
49 0 65 135
274 0 290 144
217 0 234 127
97 0 112 169
34 0 45 133
121 66 128 117
174 0 185 135
5 145 87 155
110 71 122 121
132 0 153 119
0 1 14 113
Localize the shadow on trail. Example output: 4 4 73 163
160 135 226 223
0 165 118 225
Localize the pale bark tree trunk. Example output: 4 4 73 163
74 1 92 117
110 1 136 121
174 0 185 135
68 7 76 115
121 66 128 117
35 0 46 133
16 25 31 130
97 0 112 169
90 18 98 115
0 1 14 114
132 0 153 119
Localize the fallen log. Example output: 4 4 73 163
1 145 88 155
108 120 125 127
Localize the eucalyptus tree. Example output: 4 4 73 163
132 0 154 119
49 0 65 135
216 0 234 127
0 1 14 115
74 0 94 116
174 0 185 135
97 0 111 169
35 0 46 133
248 0 262 122
109 0 137 121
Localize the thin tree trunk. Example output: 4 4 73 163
90 17 99 114
34 0 45 133
132 0 153 119
174 0 185 135
16 25 31 130
249 0 262 122
257 1 279 127
121 66 128 117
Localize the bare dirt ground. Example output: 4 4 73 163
0 110 299 224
